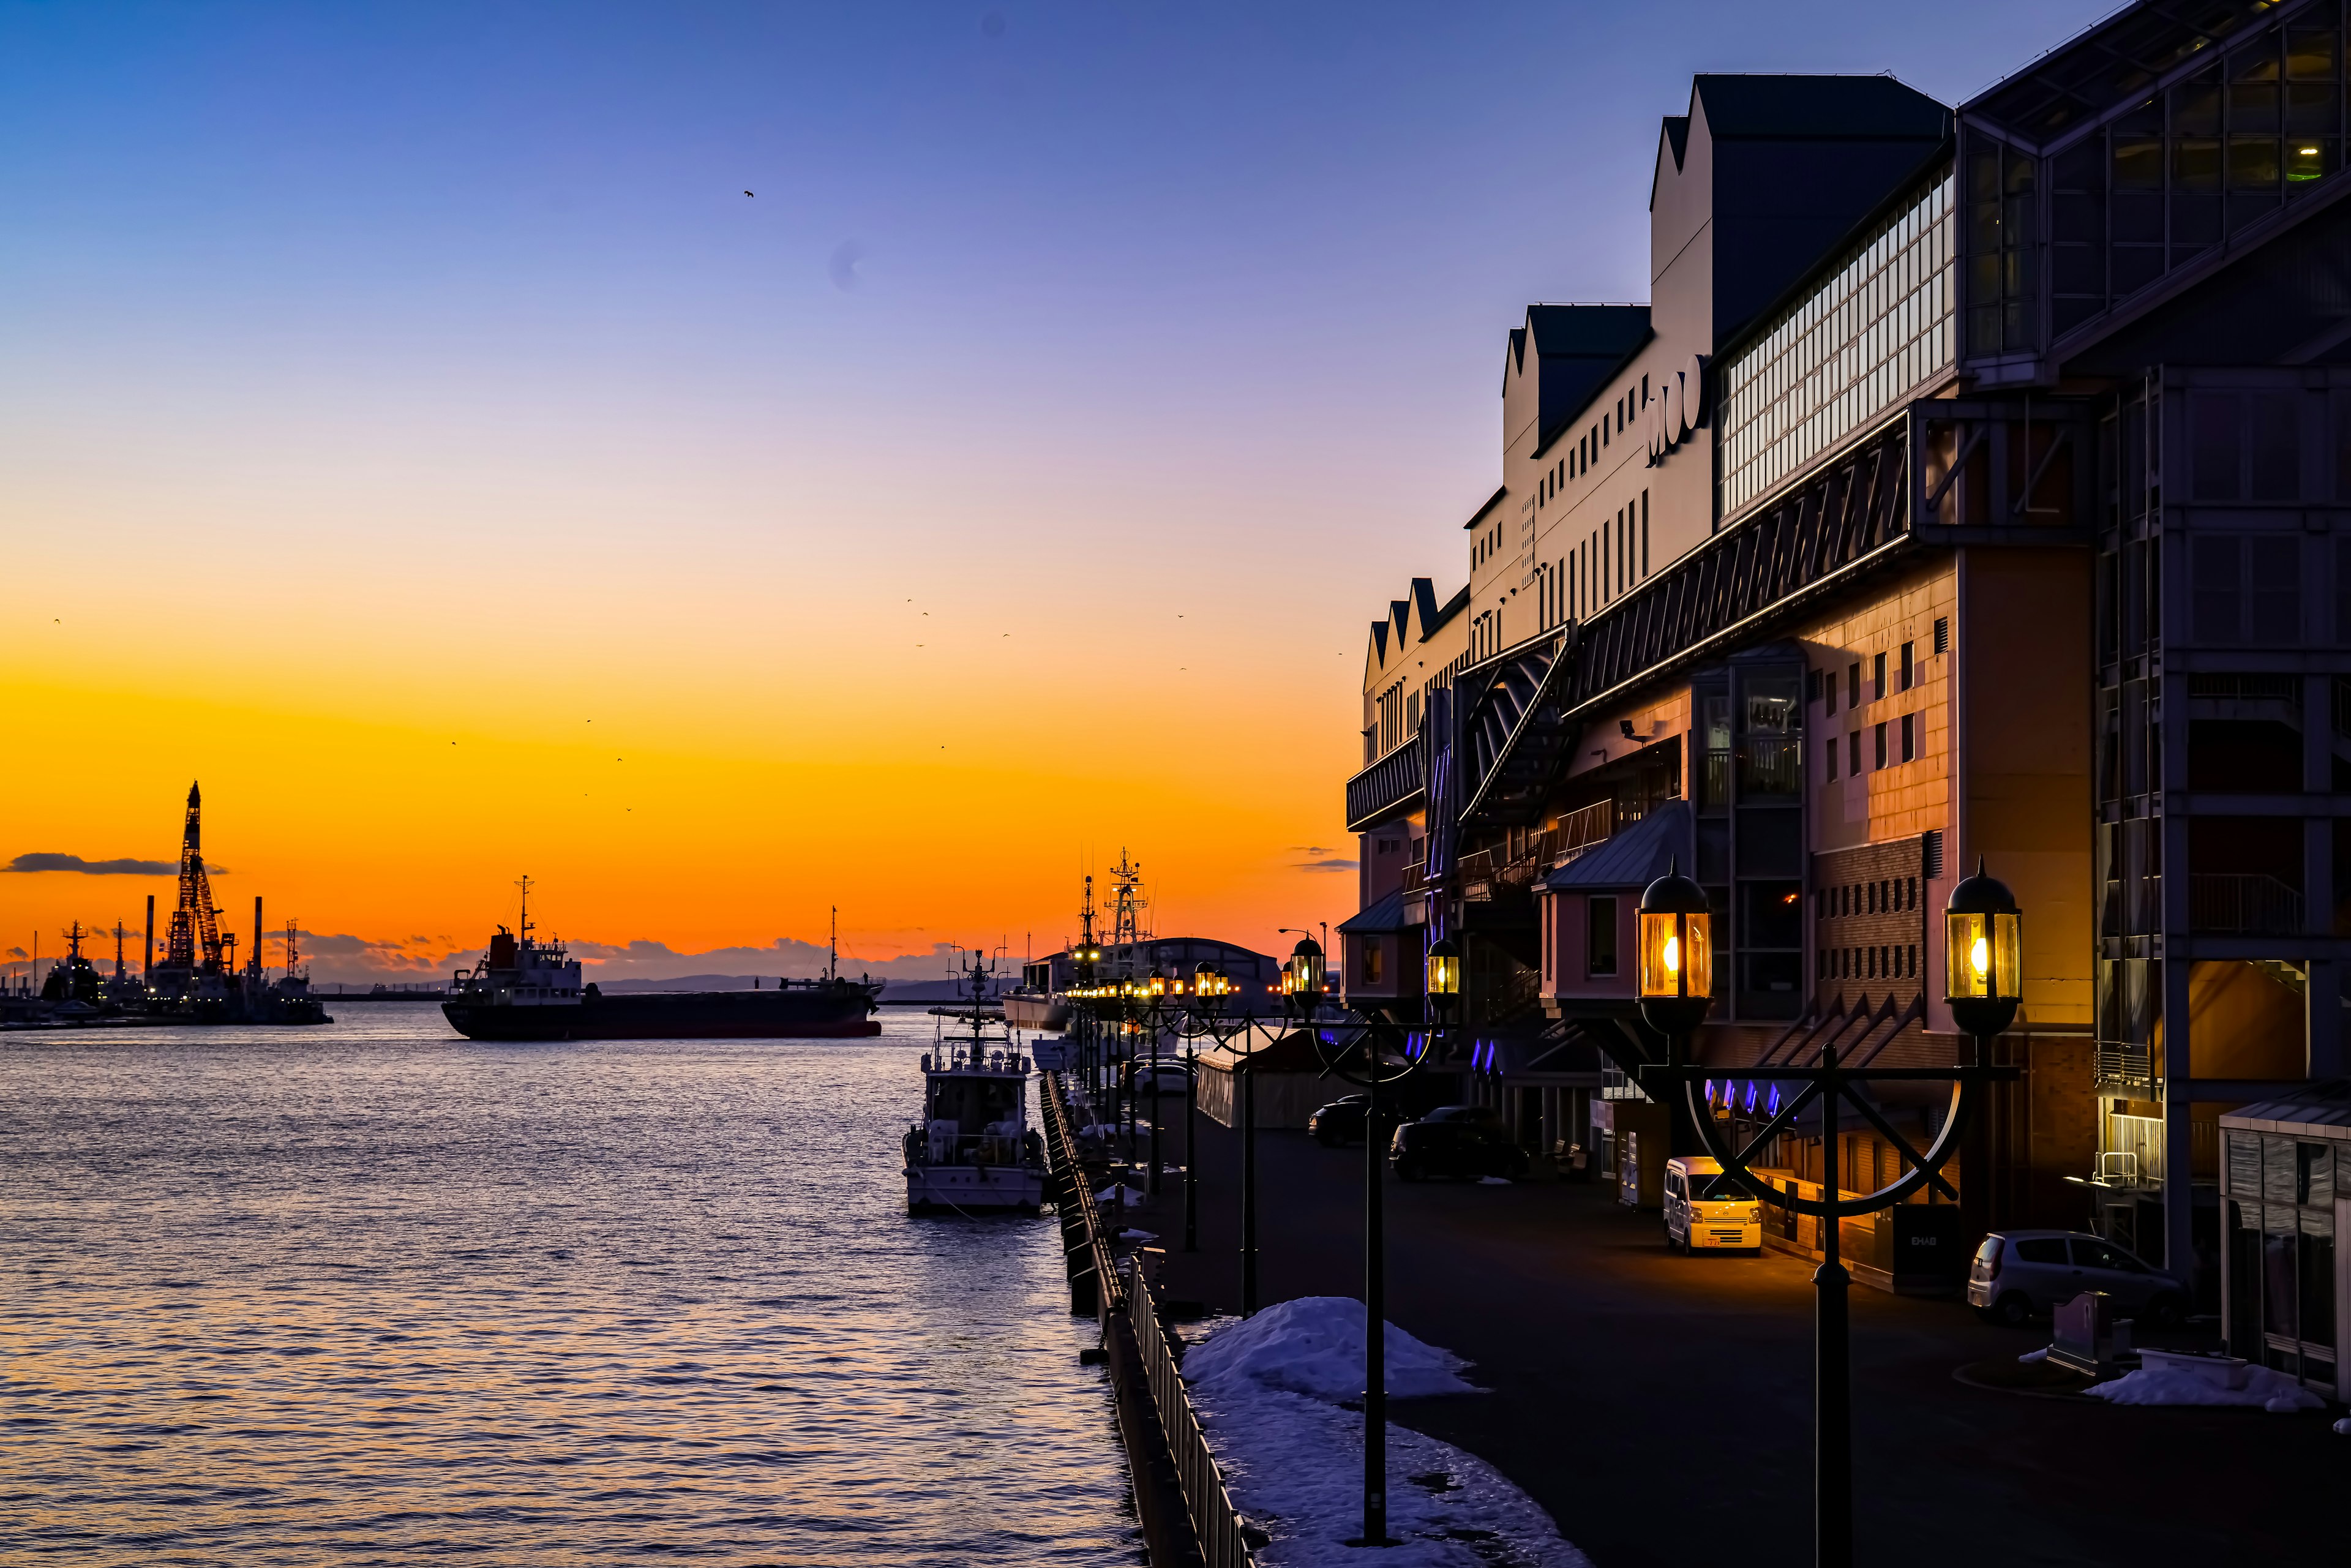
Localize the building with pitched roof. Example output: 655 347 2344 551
1341 3 2351 1354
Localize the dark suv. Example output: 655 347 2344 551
1308 1095 1408 1147
1388 1106 1529 1181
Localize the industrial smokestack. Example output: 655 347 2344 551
144 895 154 980
253 896 264 979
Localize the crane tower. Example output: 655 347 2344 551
163 781 224 973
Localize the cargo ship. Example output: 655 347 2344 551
441 883 880 1041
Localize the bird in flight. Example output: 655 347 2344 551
744 190 755 197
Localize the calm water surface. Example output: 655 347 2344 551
0 1003 1139 1566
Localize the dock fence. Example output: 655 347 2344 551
1127 1266 1258 1568
1041 1072 1257 1568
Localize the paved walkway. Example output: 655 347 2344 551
1089 1086 2338 1568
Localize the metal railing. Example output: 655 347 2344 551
2188 873 2304 936
1043 1074 1122 1319
2092 1046 2158 1093
1555 800 1614 861
1346 740 1425 833
1700 749 1732 806
1128 1281 1258 1568
1738 738 1802 795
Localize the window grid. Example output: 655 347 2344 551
1719 172 1956 519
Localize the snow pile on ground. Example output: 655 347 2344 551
1185 1296 1481 1401
1183 1297 1590 1567
2086 1362 2323 1412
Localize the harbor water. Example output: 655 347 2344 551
0 1003 1139 1566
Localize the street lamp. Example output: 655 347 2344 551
1143 966 1177 1197
1641 863 2019 1568
1174 961 1237 1252
1425 937 1461 1016
1636 858 1712 1049
1304 955 1438 1550
1943 858 2023 1061
1289 935 1326 1010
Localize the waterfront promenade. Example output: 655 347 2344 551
1117 1105 2337 1568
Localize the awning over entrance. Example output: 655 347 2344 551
1543 799 1691 892
1337 889 1413 936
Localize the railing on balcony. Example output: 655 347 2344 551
2093 1045 2157 1093
1699 749 1731 808
1737 738 1802 796
1554 801 1614 864
2188 874 2304 936
1345 740 1426 833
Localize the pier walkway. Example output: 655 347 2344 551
1114 1100 2339 1568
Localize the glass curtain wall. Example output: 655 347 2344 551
1995 6 2350 351
1718 170 1955 520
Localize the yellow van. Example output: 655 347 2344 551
1663 1155 1763 1253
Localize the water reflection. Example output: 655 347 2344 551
0 1005 1139 1565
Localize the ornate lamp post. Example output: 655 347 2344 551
1175 961 1243 1254
1144 966 1177 1197
1636 861 1714 1041
1302 933 1443 1551
1944 860 2024 1058
1074 942 1103 1100
1640 860 2018 1568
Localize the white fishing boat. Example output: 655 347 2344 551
902 950 1047 1215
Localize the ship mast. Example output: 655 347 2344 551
829 906 838 983
516 874 534 943
1108 847 1147 945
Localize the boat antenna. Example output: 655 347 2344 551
516 874 533 942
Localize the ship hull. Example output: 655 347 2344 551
442 988 880 1041
904 1162 1048 1214
1001 993 1070 1032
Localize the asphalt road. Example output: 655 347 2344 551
1095 1087 2338 1568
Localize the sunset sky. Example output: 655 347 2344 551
0 0 2107 983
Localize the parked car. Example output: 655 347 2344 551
1389 1105 1528 1181
1662 1155 1763 1253
1122 1060 1193 1096
1967 1229 2188 1326
1308 1095 1408 1147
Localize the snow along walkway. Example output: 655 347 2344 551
1182 1297 1591 1568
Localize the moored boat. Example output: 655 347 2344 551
902 950 1046 1214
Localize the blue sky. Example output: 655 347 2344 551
0 0 2124 973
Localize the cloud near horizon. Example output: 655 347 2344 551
288 929 984 986
1288 845 1357 873
3 852 226 876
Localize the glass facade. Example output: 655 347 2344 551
1982 5 2351 353
2224 1128 2338 1383
1718 171 1955 520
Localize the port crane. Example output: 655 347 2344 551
163 782 224 973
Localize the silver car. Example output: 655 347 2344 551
1967 1228 2188 1327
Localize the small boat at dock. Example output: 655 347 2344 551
902 950 1046 1214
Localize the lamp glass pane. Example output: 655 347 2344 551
1684 911 1713 999
1638 910 1680 997
1946 911 1989 999
1992 912 2023 1002
1426 951 1460 996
